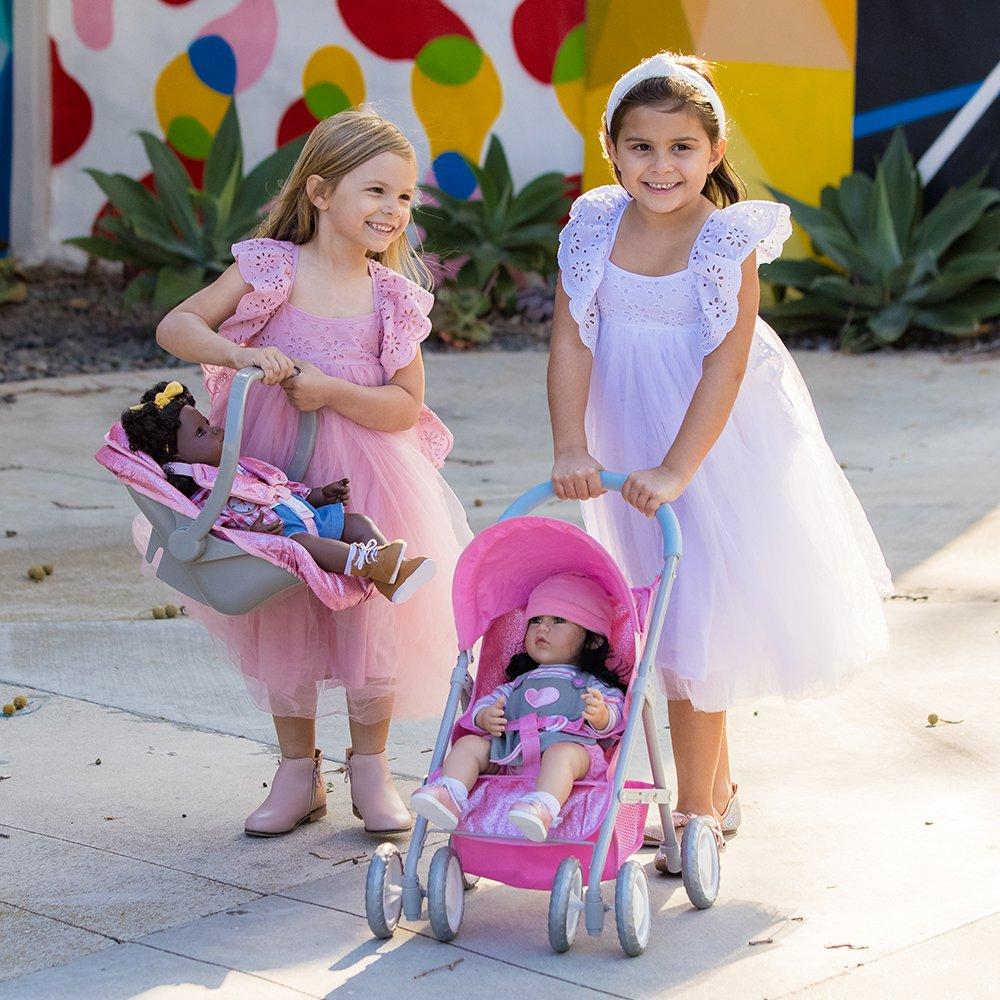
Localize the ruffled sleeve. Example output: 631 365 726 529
557 185 631 353
371 261 454 469
690 200 792 355
202 238 297 401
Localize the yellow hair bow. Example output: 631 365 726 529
130 381 184 412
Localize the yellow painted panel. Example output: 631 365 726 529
155 53 229 139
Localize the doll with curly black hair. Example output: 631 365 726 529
121 380 435 604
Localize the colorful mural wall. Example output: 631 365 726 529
5 1 996 260
42 0 586 252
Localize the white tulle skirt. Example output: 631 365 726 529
584 319 892 712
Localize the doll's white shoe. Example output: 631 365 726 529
719 784 741 835
410 784 463 831
508 798 555 843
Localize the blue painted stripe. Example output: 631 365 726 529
854 82 982 139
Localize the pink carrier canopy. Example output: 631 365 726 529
96 423 370 612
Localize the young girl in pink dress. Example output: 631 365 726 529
156 109 472 838
548 53 892 859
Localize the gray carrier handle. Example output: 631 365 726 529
167 365 316 563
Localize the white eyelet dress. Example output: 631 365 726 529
558 186 892 711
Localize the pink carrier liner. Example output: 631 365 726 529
365 476 723 956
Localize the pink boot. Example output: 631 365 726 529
245 749 326 837
345 747 413 833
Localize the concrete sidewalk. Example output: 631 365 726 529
1 351 998 998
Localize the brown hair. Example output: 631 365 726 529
602 52 745 207
256 107 433 289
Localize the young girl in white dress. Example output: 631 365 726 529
548 52 892 857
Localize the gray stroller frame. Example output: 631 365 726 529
365 475 721 956
128 366 317 615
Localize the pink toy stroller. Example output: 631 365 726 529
365 476 721 956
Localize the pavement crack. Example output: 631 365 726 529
0 897 125 944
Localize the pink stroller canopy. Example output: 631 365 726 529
452 516 644 682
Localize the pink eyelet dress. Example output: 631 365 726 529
558 186 893 712
194 238 472 722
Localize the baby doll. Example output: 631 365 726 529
121 380 435 603
411 572 626 841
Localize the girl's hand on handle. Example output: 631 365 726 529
282 359 332 412
237 346 297 386
475 697 507 737
552 448 606 501
582 687 610 730
622 464 688 518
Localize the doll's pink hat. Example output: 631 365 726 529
524 572 614 638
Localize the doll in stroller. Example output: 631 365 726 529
365 477 722 956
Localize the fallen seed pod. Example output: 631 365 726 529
152 606 166 619
164 604 179 618
927 713 939 726
12 695 28 710
2 704 14 717
42 564 53 575
27 566 44 582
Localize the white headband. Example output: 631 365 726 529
604 54 726 135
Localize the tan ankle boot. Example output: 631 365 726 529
347 539 406 584
245 749 326 837
373 557 437 604
345 747 413 833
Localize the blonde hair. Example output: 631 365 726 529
256 107 433 289
602 51 745 208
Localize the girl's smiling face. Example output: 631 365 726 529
175 405 225 465
310 150 417 254
608 104 725 215
525 615 588 665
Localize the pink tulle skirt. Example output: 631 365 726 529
191 366 472 724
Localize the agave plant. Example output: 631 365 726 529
66 103 306 310
415 135 571 315
762 129 1000 350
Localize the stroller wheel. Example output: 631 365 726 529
548 856 584 953
365 843 404 939
614 860 652 957
681 816 721 910
427 846 465 942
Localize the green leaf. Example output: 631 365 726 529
760 257 837 289
875 128 919 251
835 172 874 240
763 296 848 321
152 264 206 310
948 208 1000 257
864 170 904 282
64 234 136 263
203 102 243 202
230 133 308 224
83 170 175 245
913 187 1000 260
867 303 912 343
911 303 984 335
811 275 885 307
138 130 201 245
904 253 1000 304
767 185 873 279
122 271 157 307
507 173 570 229
99 215 191 267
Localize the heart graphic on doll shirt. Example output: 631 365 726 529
524 687 560 709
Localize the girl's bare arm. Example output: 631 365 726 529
156 264 297 384
547 282 605 500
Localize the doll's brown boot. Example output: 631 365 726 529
346 539 406 584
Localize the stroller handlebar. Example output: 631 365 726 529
167 366 316 562
498 472 682 559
